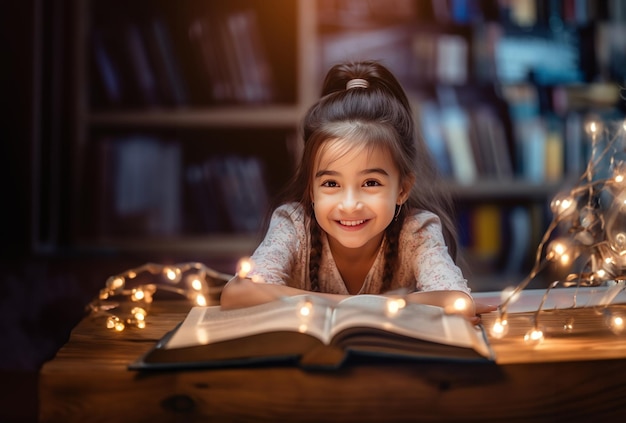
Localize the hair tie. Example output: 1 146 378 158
346 78 369 90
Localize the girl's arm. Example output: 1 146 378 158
220 277 350 310
221 280 496 324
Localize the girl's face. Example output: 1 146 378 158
311 138 409 254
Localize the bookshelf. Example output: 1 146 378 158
67 0 626 286
70 0 320 260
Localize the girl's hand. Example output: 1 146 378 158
470 302 498 325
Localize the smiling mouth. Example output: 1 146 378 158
339 219 366 227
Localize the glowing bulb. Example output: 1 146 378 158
606 312 625 335
195 294 207 307
106 277 124 290
550 193 577 218
386 298 406 316
106 316 118 329
99 288 110 300
131 307 146 321
563 316 574 332
136 320 146 329
546 239 576 264
114 321 125 332
237 257 253 279
524 327 544 346
490 317 508 339
586 120 601 136
164 267 181 282
190 277 203 291
131 288 145 301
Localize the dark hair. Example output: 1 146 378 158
271 61 459 291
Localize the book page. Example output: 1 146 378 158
330 298 490 356
164 296 334 349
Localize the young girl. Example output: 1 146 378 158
221 61 491 322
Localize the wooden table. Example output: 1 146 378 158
40 294 626 422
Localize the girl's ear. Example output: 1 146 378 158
398 174 415 205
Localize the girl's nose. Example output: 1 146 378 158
338 190 363 212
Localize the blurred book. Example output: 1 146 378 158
97 135 182 237
186 155 269 234
188 9 275 104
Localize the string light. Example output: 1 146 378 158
492 117 626 343
89 262 231 331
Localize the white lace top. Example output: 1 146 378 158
248 203 470 295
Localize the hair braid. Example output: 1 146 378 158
308 218 322 292
381 212 404 292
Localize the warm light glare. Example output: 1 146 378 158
191 277 203 291
385 298 406 316
546 239 574 264
550 194 577 218
195 294 207 306
108 277 124 290
251 274 264 283
607 313 625 335
131 307 146 321
490 317 508 339
165 268 176 281
131 288 145 301
237 258 253 279
501 287 520 305
298 300 314 318
524 328 544 346
452 297 468 311
106 316 117 329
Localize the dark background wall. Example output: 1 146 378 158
0 3 119 421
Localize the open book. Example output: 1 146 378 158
130 294 494 370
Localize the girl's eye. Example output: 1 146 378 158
363 180 381 187
321 180 338 188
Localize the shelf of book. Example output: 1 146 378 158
87 106 302 128
446 179 562 201
75 233 260 258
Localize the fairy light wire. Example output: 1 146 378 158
90 262 231 331
494 117 626 342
